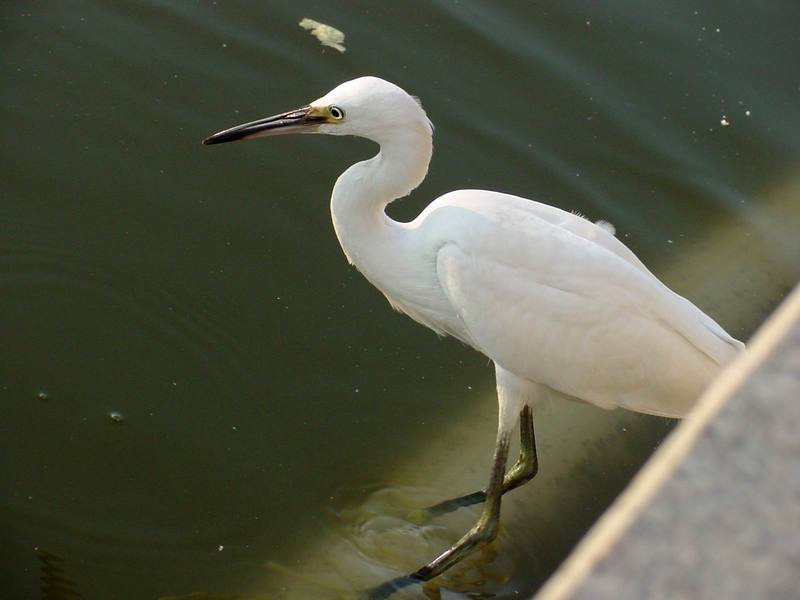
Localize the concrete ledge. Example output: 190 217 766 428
537 283 800 600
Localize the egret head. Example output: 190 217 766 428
202 76 432 146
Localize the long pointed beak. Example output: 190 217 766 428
202 106 326 145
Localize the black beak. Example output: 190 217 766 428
202 105 326 145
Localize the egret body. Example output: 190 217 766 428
203 76 744 591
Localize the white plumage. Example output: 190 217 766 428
203 76 745 588
314 78 742 422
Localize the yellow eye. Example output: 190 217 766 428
329 105 345 120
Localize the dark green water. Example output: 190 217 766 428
2 2 798 599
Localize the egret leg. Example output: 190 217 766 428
362 426 513 599
415 425 511 579
422 405 537 519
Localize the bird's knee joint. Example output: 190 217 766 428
472 518 499 545
524 458 539 481
508 455 538 485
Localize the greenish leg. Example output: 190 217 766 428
409 424 512 582
362 407 536 599
503 404 538 491
422 405 537 519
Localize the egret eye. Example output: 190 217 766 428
329 105 345 120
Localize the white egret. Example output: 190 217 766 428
203 77 745 593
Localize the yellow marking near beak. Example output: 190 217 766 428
307 106 329 119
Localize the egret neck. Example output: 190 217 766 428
330 122 433 276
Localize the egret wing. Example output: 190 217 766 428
428 190 653 275
432 207 741 416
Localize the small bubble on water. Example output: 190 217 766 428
720 116 730 126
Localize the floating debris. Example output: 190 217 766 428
720 115 730 126
108 411 125 423
37 391 49 401
299 18 346 53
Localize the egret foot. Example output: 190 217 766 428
360 574 421 600
367 402 534 597
411 425 511 585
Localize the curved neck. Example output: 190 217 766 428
330 125 433 267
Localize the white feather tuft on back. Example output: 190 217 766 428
595 219 616 235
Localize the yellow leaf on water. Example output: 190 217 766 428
299 18 346 53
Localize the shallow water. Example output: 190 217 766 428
2 2 799 599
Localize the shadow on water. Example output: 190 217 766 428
38 551 84 600
147 403 674 599
30 403 673 600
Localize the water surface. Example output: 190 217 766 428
2 1 798 599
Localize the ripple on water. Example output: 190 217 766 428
1 242 257 387
261 481 527 599
0 243 260 546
